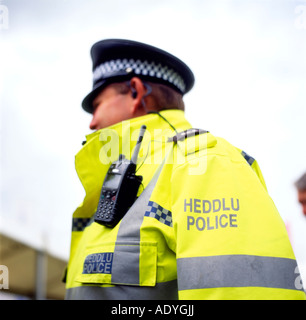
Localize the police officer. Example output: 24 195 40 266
65 39 305 300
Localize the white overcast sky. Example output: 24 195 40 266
1 0 306 282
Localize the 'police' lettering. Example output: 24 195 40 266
185 198 240 232
187 214 238 231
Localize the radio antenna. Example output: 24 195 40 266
131 125 146 164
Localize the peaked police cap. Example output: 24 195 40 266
82 39 195 113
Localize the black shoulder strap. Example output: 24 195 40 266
167 128 208 143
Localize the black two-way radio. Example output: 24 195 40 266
94 125 147 228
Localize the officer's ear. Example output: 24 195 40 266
129 77 149 115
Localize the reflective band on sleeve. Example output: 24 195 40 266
177 255 304 291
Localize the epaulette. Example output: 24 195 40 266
167 128 208 143
241 150 255 166
168 128 212 156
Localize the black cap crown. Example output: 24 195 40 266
82 39 195 113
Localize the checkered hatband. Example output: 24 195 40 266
144 200 173 227
93 58 186 93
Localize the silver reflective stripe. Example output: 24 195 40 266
111 165 163 285
65 280 178 300
112 242 141 285
177 255 304 291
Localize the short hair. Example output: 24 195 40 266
295 172 306 191
111 81 185 111
148 81 185 111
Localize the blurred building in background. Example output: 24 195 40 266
0 234 66 299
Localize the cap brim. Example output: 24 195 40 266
81 70 138 113
81 80 107 114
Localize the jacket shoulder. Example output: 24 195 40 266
169 128 217 157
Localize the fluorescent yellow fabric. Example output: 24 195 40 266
65 110 305 300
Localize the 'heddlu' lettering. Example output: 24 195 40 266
184 198 239 213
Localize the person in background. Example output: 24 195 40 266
295 172 306 217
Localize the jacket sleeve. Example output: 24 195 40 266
171 136 306 300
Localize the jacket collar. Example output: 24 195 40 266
74 110 191 203
84 109 190 146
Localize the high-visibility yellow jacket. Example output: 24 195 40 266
65 110 305 300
